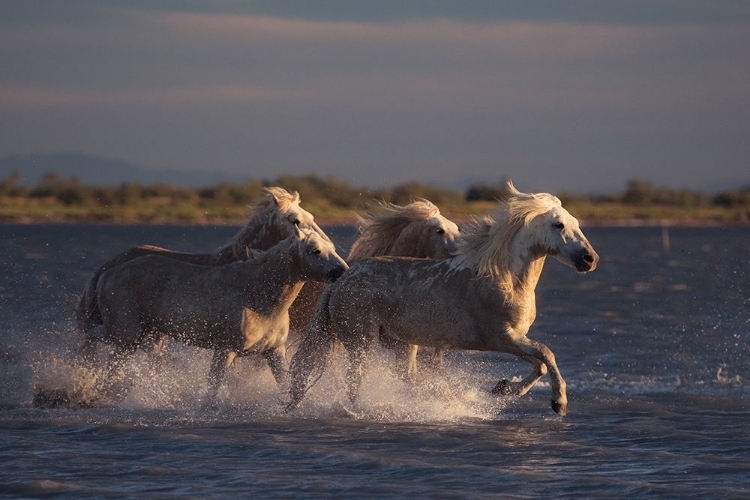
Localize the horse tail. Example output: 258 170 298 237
286 286 338 411
76 268 105 334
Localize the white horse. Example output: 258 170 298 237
287 181 599 416
93 229 348 401
76 187 331 359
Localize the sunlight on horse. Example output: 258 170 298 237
288 181 599 416
75 187 330 359
85 229 347 403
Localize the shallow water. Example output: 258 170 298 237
1 224 748 498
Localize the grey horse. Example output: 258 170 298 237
92 229 348 402
288 181 599 416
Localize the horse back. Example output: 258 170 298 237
327 257 517 350
76 245 219 330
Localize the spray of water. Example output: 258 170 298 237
23 319 745 423
28 328 515 423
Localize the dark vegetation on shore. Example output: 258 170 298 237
1 171 748 225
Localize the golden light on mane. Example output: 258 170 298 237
348 199 441 261
252 186 301 214
460 181 560 296
219 187 303 262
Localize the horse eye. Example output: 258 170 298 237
553 222 565 230
436 228 445 235
313 249 322 255
291 218 300 226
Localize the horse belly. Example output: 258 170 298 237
150 303 244 351
385 306 482 350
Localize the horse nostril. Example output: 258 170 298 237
327 267 345 281
583 253 594 264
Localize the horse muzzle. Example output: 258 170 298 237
574 247 599 273
327 264 348 282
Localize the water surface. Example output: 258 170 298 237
0 224 748 498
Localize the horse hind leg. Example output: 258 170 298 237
77 333 99 369
345 347 368 405
98 344 138 401
76 307 107 369
431 348 445 367
286 333 337 411
261 347 289 388
206 349 237 405
286 290 339 412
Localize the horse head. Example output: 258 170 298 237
348 199 460 261
530 203 598 273
269 187 331 242
499 181 598 273
294 228 349 283
391 201 461 259
222 187 333 262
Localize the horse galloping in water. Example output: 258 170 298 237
77 187 332 361
92 229 348 402
287 181 599 416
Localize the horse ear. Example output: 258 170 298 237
268 190 281 207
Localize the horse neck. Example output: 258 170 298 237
214 215 283 264
242 246 306 313
512 255 546 298
506 239 548 301
390 227 429 258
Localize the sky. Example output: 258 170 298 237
1 1 749 194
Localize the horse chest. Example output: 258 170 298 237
238 308 289 352
497 295 537 336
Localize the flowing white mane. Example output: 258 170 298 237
218 187 302 262
459 181 561 291
347 199 442 261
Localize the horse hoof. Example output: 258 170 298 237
492 379 513 396
551 400 567 417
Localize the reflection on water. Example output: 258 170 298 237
0 224 748 497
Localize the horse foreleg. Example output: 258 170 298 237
207 349 237 402
500 337 567 416
261 347 289 388
389 341 418 380
492 356 548 397
406 344 419 379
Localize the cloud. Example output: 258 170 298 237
159 10 649 58
4 7 748 109
0 5 748 192
0 83 312 108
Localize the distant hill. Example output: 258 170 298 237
0 152 236 187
